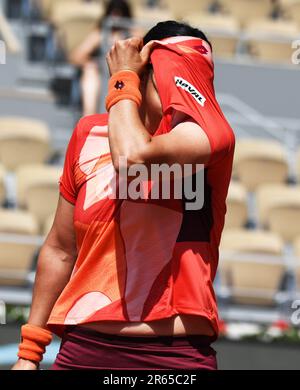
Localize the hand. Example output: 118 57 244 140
11 358 39 370
106 37 156 76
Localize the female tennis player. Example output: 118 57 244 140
13 21 235 370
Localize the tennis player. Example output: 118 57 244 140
13 21 235 370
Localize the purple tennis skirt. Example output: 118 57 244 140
51 326 217 370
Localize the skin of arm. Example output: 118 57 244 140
69 29 101 66
108 100 211 171
12 196 77 370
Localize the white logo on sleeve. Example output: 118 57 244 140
174 77 206 107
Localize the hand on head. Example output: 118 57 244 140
106 37 157 76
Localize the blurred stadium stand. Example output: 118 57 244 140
0 0 300 346
219 229 285 306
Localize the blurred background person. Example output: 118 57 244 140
70 0 133 116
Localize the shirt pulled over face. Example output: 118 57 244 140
47 36 235 338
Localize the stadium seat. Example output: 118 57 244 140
234 139 289 191
0 5 22 53
295 236 300 258
294 236 300 253
0 117 50 171
128 0 147 8
39 0 75 20
16 164 61 229
0 208 38 235
220 229 285 305
52 1 103 56
43 213 55 236
294 236 300 292
224 181 248 229
51 0 103 24
164 0 213 20
220 0 273 27
184 13 239 58
244 19 300 63
38 0 55 19
0 164 5 206
256 184 282 226
134 6 173 28
283 0 300 25
0 209 39 286
39 0 102 21
256 184 300 241
297 148 300 183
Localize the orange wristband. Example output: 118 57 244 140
17 324 53 363
106 70 142 112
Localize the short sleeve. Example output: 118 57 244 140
59 127 78 205
151 43 235 167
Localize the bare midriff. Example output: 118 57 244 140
81 314 215 338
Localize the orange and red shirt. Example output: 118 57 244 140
47 37 235 338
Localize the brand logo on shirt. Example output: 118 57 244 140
194 45 209 55
174 77 206 107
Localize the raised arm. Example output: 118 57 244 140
108 100 211 171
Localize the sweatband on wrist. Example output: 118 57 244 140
17 324 53 363
106 70 142 112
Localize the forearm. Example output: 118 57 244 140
108 100 152 170
28 244 76 328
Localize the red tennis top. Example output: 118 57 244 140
47 37 235 338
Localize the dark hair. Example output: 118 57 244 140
144 20 212 50
104 0 132 19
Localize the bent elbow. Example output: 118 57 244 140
112 151 146 174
